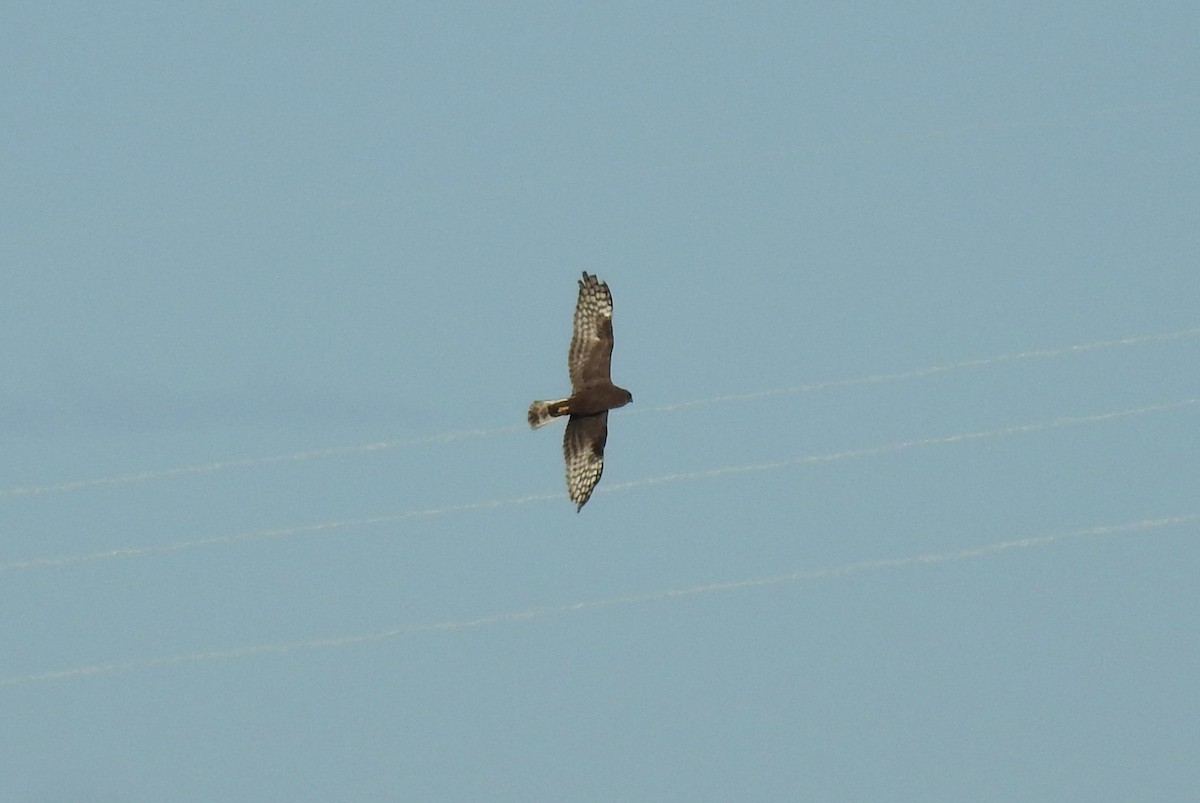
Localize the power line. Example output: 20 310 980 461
4 397 1192 572
3 324 1195 501
2 512 1192 688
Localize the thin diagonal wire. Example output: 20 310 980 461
1 513 1193 688
3 325 1196 500
3 398 1192 572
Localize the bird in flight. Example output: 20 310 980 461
528 272 633 511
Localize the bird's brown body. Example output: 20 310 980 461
527 272 632 510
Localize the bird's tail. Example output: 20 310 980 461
528 398 570 429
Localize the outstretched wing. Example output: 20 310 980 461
568 272 615 392
563 412 608 511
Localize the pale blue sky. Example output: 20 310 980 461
2 3 1198 801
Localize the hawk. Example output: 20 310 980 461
528 272 633 511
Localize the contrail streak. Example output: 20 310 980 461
2 513 1193 688
3 398 1193 572
3 325 1197 500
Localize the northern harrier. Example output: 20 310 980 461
528 272 633 511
